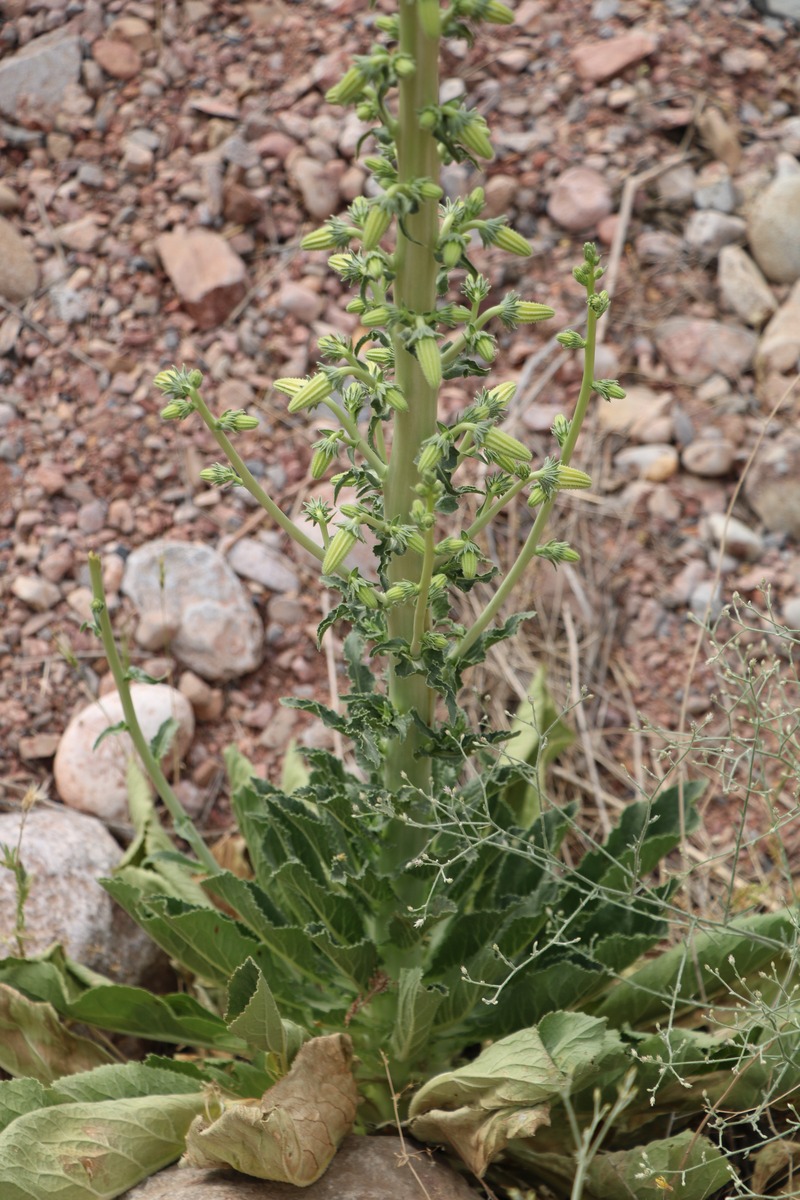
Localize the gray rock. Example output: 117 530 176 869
614 443 679 482
654 163 697 208
11 574 60 611
693 164 737 214
122 540 264 681
681 438 735 478
635 229 683 264
0 216 38 303
748 175 800 284
781 596 800 630
227 538 300 593
123 1137 477 1200
751 0 800 21
717 245 776 328
743 430 800 537
756 278 800 375
54 684 195 825
655 317 757 383
0 31 81 120
596 384 671 439
0 807 163 985
287 154 340 221
689 579 723 623
684 210 746 262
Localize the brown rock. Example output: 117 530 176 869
18 733 60 760
0 216 38 303
92 36 142 81
156 229 247 330
223 182 266 225
572 32 659 83
757 279 800 376
108 16 155 55
56 217 105 252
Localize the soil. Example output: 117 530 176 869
1 0 799 873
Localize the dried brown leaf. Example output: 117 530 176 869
183 1033 357 1185
410 1104 550 1178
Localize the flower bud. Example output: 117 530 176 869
593 379 626 401
418 181 444 200
188 370 204 387
435 536 464 555
418 106 438 132
551 414 570 447
441 236 464 268
356 581 380 609
384 386 408 412
361 305 391 327
483 427 532 464
362 205 392 250
287 373 334 413
310 448 331 479
394 53 416 78
405 531 427 556
422 632 449 651
492 225 532 257
474 333 495 361
326 66 366 106
346 298 366 314
418 437 446 475
323 526 359 575
557 465 592 490
460 547 478 579
301 225 338 251
221 410 260 432
517 302 556 323
459 115 493 161
556 329 587 349
527 485 545 508
415 337 442 389
487 381 517 407
327 254 353 275
160 402 190 421
273 377 307 397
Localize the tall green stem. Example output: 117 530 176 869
382 6 441 797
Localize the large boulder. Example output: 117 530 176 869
0 806 163 985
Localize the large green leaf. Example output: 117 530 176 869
0 957 243 1051
411 1011 627 1116
595 908 798 1028
503 666 575 829
225 958 308 1069
389 967 446 1064
0 985 112 1082
0 1091 208 1200
50 1062 203 1104
519 1131 731 1200
0 1079 61 1134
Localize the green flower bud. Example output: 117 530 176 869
154 365 199 399
361 305 391 327
188 369 203 387
327 253 353 274
527 485 545 508
415 337 442 389
301 225 339 251
441 236 464 268
326 66 366 106
160 401 192 421
385 386 408 412
535 540 581 566
422 631 449 651
405 531 427 556
435 536 464 555
459 115 493 161
418 435 447 475
593 379 626 401
356 103 373 122
483 427 532 464
517 302 556 323
462 0 514 21
384 581 418 605
365 253 385 280
346 298 366 314
418 106 439 132
551 414 570 447
199 463 242 487
287 373 334 413
474 333 496 361
460 547 478 579
310 447 332 479
487 381 517 407
356 581 380 609
394 53 416 78
587 290 610 316
489 225 531 257
217 409 260 432
273 377 307 397
556 329 587 349
557 465 592 490
362 205 392 250
323 526 359 575
418 180 444 200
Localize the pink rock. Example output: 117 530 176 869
92 36 142 81
547 166 612 232
156 229 247 330
0 215 38 303
572 32 659 84
287 153 341 221
655 317 757 384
